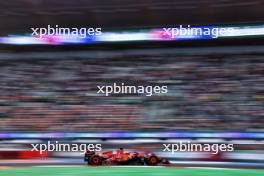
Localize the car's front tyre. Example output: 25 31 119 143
145 155 159 166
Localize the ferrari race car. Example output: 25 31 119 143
84 148 170 166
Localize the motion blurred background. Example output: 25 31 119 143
0 0 264 170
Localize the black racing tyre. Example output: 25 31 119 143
84 151 95 162
145 155 159 166
88 155 102 166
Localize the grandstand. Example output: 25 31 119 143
0 48 263 132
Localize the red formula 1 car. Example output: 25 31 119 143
84 148 169 166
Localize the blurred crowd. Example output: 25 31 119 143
0 53 263 132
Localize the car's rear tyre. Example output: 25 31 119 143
88 155 102 166
145 155 159 166
84 151 95 162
